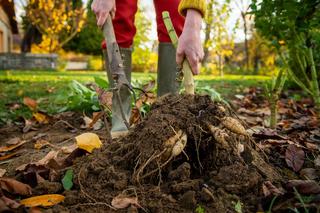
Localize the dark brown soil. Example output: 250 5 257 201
54 94 279 213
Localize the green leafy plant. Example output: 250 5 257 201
265 68 287 128
251 0 320 116
267 196 278 213
195 205 205 213
234 200 243 213
56 80 100 112
62 169 74 191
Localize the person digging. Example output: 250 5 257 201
92 0 206 138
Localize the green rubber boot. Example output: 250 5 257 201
157 42 180 97
105 47 132 137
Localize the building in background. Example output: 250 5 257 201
0 0 18 53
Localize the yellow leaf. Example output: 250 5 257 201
0 140 27 152
33 113 49 124
75 133 102 153
20 194 65 207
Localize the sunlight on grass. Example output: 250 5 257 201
0 70 271 125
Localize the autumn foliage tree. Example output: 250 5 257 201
25 0 86 53
203 0 234 76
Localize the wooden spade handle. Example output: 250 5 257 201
162 11 195 95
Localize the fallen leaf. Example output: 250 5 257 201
111 195 139 209
0 140 27 152
287 180 320 194
305 142 319 151
6 137 21 145
33 113 49 124
23 119 35 133
61 148 87 167
0 178 32 195
18 164 49 187
0 195 20 209
81 115 103 130
7 103 21 111
90 112 104 129
62 169 73 190
96 88 112 108
130 108 141 125
285 144 305 172
142 80 155 92
34 140 50 150
262 181 285 197
37 151 60 166
253 129 288 140
20 194 65 207
300 168 318 180
60 144 77 154
29 207 43 213
75 133 102 153
0 169 6 178
0 150 23 161
23 97 37 111
80 116 92 129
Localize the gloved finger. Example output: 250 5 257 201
97 11 109 27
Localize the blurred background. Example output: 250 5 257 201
1 0 272 75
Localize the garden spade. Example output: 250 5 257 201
102 16 139 130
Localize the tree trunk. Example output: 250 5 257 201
242 12 250 71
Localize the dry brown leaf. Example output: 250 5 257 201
111 195 139 209
287 180 320 194
142 80 156 92
60 144 77 154
6 137 21 145
37 151 60 166
33 112 49 124
300 168 318 180
305 142 319 150
81 116 103 130
130 108 141 125
285 144 305 172
1 195 21 209
23 97 37 111
90 111 104 128
0 169 6 178
29 207 43 213
0 178 32 196
262 181 285 197
0 140 27 152
96 88 113 108
80 116 92 129
20 194 65 207
0 150 23 161
34 140 50 150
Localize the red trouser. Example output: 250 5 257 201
110 0 185 48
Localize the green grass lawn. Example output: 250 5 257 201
0 70 270 125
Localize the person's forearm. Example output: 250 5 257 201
184 9 202 31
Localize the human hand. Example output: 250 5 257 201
91 0 116 27
176 9 204 75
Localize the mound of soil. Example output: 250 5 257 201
56 95 281 212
